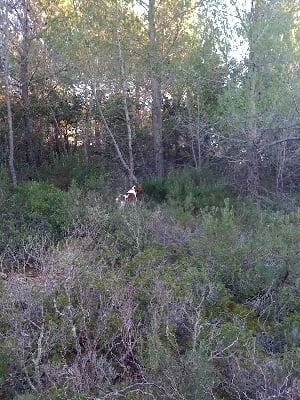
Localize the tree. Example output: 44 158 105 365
0 0 58 176
115 6 135 184
148 0 164 177
1 0 17 185
8 0 226 179
135 0 226 174
42 0 143 182
19 0 36 170
216 0 300 196
164 3 226 169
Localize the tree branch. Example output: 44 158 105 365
258 137 300 152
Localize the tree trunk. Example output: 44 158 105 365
186 94 203 169
93 84 138 184
245 0 261 197
276 140 286 193
148 0 164 177
20 0 36 171
246 141 259 197
2 0 17 185
115 7 135 185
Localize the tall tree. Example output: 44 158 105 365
216 0 300 196
115 8 135 184
1 0 17 184
148 0 164 177
137 0 201 175
42 0 144 182
244 0 261 196
1 0 50 174
19 0 35 170
167 3 225 169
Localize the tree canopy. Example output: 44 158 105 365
1 0 300 193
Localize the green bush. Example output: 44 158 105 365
10 181 68 233
0 164 300 399
0 181 70 265
38 153 111 192
180 200 300 303
143 167 232 212
142 176 168 203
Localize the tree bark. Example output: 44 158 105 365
276 140 286 193
2 0 17 185
245 0 260 197
115 8 135 185
20 0 36 171
148 0 164 177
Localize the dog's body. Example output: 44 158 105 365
115 185 142 208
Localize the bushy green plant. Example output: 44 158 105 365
0 181 71 271
141 176 168 203
143 167 233 212
1 164 300 399
38 153 111 192
9 180 68 234
176 199 300 305
272 312 300 351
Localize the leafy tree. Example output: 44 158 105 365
216 0 300 196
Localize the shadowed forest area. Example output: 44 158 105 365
1 0 300 399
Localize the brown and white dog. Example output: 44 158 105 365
115 184 142 208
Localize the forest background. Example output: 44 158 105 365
0 0 300 399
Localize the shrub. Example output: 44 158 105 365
141 176 168 203
9 181 68 235
0 181 70 271
38 153 111 193
143 167 233 212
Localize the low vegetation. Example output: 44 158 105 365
0 164 299 400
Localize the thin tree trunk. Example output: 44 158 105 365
83 100 92 165
51 112 62 156
2 0 17 185
93 83 138 183
196 99 203 169
148 0 164 177
276 138 286 193
5 80 17 185
115 7 135 185
82 21 138 183
20 0 36 172
246 0 260 197
186 94 198 169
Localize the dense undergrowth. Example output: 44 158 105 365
0 162 299 399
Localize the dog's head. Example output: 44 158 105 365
130 184 142 193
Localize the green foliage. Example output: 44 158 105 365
273 312 300 350
0 179 71 272
38 153 110 191
143 167 232 211
6 180 68 236
142 176 168 203
1 167 300 399
0 347 9 397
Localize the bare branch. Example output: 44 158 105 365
258 137 300 152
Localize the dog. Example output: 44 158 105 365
115 185 142 208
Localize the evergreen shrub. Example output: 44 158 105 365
0 180 70 267
38 153 110 192
9 180 68 234
1 163 300 399
143 167 232 211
